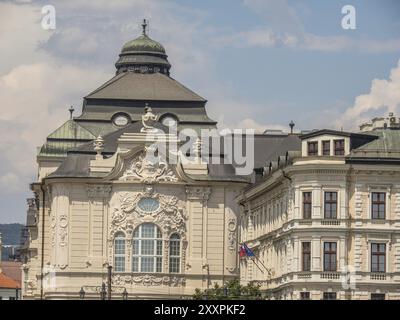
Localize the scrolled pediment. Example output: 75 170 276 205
104 145 191 184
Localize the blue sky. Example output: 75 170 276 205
0 0 399 223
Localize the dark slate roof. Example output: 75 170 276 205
68 121 169 154
347 129 400 162
252 134 302 168
300 129 372 140
85 72 206 102
76 105 216 124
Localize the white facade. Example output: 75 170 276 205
238 130 400 300
22 114 245 299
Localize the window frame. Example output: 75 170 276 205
300 292 310 300
371 243 386 273
302 192 312 219
334 139 345 156
132 223 163 273
370 293 385 300
324 191 338 219
322 140 330 156
307 141 318 156
322 292 337 300
371 192 386 220
302 242 311 272
114 232 126 272
323 242 337 272
169 233 181 273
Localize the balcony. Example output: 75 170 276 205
369 273 386 281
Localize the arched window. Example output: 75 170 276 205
132 223 162 273
169 234 181 273
114 232 126 272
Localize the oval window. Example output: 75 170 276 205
137 198 160 213
161 116 177 127
113 115 129 127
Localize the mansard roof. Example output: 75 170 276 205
346 129 400 163
85 72 206 102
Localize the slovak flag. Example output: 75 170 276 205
239 245 246 258
239 243 255 257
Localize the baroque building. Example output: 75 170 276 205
238 114 400 300
20 22 246 299
20 20 400 301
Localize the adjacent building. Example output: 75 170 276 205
238 114 400 300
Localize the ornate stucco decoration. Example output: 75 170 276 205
112 274 186 287
185 186 211 200
227 218 237 252
119 145 178 183
109 185 187 240
141 104 158 133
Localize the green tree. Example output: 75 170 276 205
192 278 261 300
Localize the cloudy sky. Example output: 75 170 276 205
0 0 399 223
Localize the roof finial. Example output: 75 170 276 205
142 19 148 36
69 106 75 120
289 120 295 134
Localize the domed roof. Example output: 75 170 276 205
115 19 171 75
121 34 166 54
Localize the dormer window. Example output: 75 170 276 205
334 139 345 155
307 141 318 156
322 141 330 156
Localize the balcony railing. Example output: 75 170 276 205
250 271 398 290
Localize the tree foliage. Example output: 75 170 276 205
192 278 262 300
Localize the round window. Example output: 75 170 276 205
113 115 129 127
161 116 177 127
137 198 160 213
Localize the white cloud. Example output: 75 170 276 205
0 0 212 218
219 0 400 53
335 59 400 130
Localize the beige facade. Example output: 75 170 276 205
238 120 400 300
21 115 245 299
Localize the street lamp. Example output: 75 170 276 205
79 287 85 300
122 288 128 300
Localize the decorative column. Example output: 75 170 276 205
51 184 70 270
185 186 211 275
86 184 112 269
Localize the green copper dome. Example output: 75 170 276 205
115 19 171 75
121 34 166 54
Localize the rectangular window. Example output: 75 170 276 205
141 257 154 272
300 292 310 300
169 257 180 273
371 243 386 273
132 257 139 272
302 242 311 272
323 242 337 272
114 256 125 272
323 292 337 300
371 192 386 219
307 141 318 156
114 237 125 272
324 192 337 219
156 257 163 273
303 192 312 219
334 139 345 156
322 141 330 156
371 293 385 300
